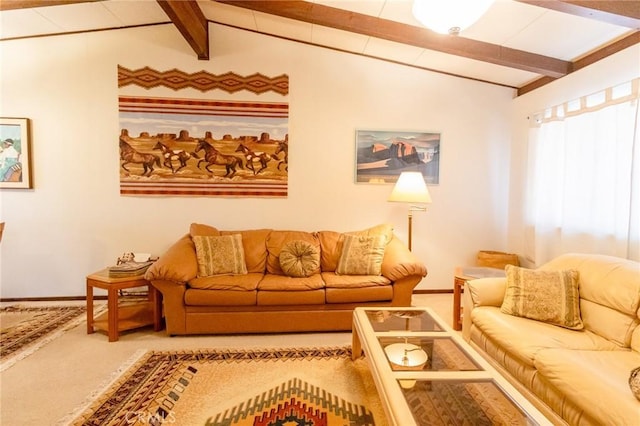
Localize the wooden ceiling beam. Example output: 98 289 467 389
516 0 640 28
0 0 98 11
215 0 572 78
157 0 209 60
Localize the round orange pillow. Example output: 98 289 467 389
279 240 320 277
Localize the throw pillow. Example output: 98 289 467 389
192 234 247 277
336 234 387 276
500 265 583 330
630 366 640 401
279 240 320 278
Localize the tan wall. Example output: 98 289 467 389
0 23 515 297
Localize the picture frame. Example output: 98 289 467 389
0 117 32 189
355 129 440 184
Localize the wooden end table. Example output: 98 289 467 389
86 268 162 342
453 266 506 331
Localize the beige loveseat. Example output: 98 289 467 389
462 253 640 425
146 223 427 335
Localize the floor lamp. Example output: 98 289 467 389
388 172 432 251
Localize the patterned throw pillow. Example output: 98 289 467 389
500 265 583 330
630 366 640 401
192 234 247 277
279 240 320 278
336 234 387 276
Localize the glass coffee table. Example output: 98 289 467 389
352 307 551 426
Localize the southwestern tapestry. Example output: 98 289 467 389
118 97 288 197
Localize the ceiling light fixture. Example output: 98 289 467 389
412 0 495 36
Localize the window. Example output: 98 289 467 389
525 79 639 265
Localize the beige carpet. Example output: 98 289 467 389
0 293 453 425
0 305 89 372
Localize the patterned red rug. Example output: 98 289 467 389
0 305 87 371
65 347 386 426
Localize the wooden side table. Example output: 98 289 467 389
86 268 162 342
453 266 506 331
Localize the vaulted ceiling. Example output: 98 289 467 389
1 0 638 95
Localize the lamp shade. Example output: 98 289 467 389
412 0 494 35
384 343 429 369
388 172 432 204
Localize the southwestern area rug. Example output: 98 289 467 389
65 346 387 426
0 305 88 372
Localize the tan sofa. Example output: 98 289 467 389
462 253 640 425
146 223 427 335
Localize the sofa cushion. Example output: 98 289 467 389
190 222 220 237
266 231 319 275
326 286 393 303
336 233 387 275
257 273 325 291
257 289 325 305
317 230 341 272
279 240 320 277
192 234 248 277
322 272 390 288
500 265 583 330
220 229 270 274
189 272 263 291
184 288 256 306
471 306 620 367
533 348 640 426
539 253 640 347
317 224 394 273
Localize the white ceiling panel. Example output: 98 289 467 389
254 11 313 42
364 36 425 64
461 0 548 45
414 48 539 87
0 9 63 39
102 1 168 27
311 24 370 53
504 9 633 59
35 3 122 32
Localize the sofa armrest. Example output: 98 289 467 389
462 277 506 340
467 277 507 307
381 236 428 281
145 234 198 283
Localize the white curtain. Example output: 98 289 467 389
525 79 640 265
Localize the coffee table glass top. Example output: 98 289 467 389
365 309 444 332
353 307 551 426
378 336 482 372
398 378 534 426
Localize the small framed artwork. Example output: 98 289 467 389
355 129 440 184
0 117 32 189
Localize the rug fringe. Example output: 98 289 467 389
0 305 106 373
56 348 149 426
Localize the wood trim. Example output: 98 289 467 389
413 289 453 294
0 0 98 11
0 295 106 301
157 0 209 60
215 0 571 78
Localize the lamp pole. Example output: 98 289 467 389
408 205 426 251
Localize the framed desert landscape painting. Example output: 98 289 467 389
355 129 440 184
0 117 32 189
